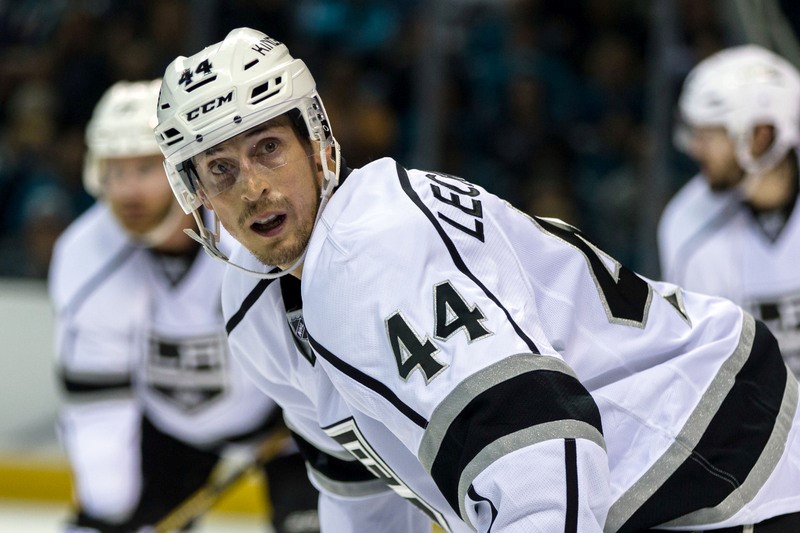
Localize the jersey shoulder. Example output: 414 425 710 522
303 158 445 333
304 157 442 320
49 202 133 308
311 157 436 268
659 175 728 237
303 160 546 413
657 175 737 278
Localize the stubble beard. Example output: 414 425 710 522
255 215 314 269
113 195 174 237
707 166 744 193
247 185 322 270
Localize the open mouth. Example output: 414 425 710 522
251 214 286 236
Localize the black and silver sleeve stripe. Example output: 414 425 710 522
290 429 388 498
608 314 797 532
418 353 605 526
58 367 133 402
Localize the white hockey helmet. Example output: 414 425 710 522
155 28 340 279
155 27 337 214
84 79 163 197
677 44 800 175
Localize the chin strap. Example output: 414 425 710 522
735 131 793 198
187 138 341 280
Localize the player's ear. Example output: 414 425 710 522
312 141 334 175
313 147 323 171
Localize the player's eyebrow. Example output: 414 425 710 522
201 119 285 157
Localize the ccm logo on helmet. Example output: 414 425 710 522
186 91 233 122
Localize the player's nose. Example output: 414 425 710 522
239 158 271 202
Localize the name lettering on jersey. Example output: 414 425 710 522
186 91 234 122
324 418 449 531
386 281 491 383
426 172 485 242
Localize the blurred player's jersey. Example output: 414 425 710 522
225 157 800 532
659 172 800 376
50 203 277 445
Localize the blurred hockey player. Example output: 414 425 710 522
154 29 800 532
659 44 800 376
49 79 319 533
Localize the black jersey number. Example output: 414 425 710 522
386 281 491 383
535 217 653 327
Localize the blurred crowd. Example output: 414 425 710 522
0 0 744 278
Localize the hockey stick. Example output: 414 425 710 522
150 429 291 533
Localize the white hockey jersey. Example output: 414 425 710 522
223 158 800 533
50 203 278 519
658 172 800 376
223 258 439 532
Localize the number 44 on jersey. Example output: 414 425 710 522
386 281 492 384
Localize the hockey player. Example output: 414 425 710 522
49 79 320 533
659 44 800 377
155 29 800 532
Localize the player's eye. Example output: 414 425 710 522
209 159 235 176
204 159 237 190
252 138 286 169
260 139 279 154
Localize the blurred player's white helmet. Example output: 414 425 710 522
155 27 340 278
677 44 800 176
84 79 163 197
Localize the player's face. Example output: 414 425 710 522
686 126 744 191
103 154 175 237
193 117 322 269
